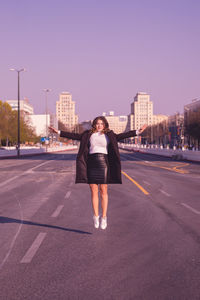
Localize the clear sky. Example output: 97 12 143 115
1 0 200 121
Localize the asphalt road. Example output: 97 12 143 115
0 150 200 300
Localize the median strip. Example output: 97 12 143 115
121 171 149 195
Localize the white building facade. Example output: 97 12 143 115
128 92 153 131
25 114 58 137
25 114 50 137
153 114 168 124
6 98 34 115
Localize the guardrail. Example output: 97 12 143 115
0 145 78 158
119 143 200 162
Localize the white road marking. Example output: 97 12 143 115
181 203 200 215
0 174 21 188
21 232 47 263
159 189 171 197
51 205 64 218
143 180 151 186
65 191 71 198
25 161 51 173
0 198 23 270
0 160 52 188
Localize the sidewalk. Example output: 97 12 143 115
119 143 200 162
0 145 78 159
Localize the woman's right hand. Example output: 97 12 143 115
49 126 59 134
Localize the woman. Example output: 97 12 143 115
49 116 146 230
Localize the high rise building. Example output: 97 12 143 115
128 92 153 131
56 92 78 130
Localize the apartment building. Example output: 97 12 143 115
56 92 78 130
128 92 153 131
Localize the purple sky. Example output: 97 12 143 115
1 0 200 121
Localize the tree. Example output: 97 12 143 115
0 101 40 146
185 108 200 148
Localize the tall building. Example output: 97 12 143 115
56 92 78 130
128 92 153 131
6 98 34 115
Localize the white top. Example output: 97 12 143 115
89 132 109 154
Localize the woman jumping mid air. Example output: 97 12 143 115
49 116 146 230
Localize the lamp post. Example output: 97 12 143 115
10 68 26 158
43 89 51 152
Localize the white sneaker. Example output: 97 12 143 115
93 215 100 228
100 217 107 230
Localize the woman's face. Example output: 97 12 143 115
95 119 105 132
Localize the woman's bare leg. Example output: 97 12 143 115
89 184 99 216
100 184 108 217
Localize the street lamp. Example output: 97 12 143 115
43 89 51 151
10 68 26 158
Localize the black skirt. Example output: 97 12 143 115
87 153 108 184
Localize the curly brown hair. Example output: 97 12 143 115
90 116 110 134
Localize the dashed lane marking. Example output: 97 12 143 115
159 189 171 197
51 205 64 218
181 203 200 215
25 161 51 173
143 180 151 186
65 191 71 199
21 232 47 263
122 171 149 195
0 161 52 188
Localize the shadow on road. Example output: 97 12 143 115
0 216 92 235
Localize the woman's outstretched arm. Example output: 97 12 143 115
49 126 82 141
60 130 82 140
114 125 147 142
114 130 137 141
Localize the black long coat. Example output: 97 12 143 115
60 129 137 184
